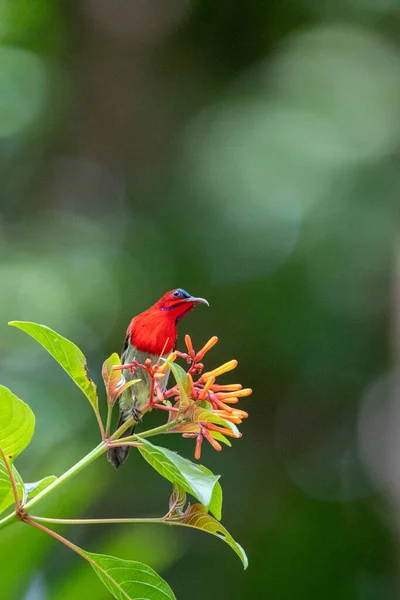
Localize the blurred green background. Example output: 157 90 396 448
1 0 400 598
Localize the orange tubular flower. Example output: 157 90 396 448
115 335 251 460
168 336 251 459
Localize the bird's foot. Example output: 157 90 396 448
132 407 142 423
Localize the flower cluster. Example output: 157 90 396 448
113 335 251 460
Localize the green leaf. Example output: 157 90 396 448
184 404 241 438
172 504 248 569
210 431 232 447
102 353 122 406
168 484 187 515
83 551 176 600
164 360 191 410
9 321 98 411
138 437 220 508
0 385 35 460
24 475 57 500
0 458 23 514
196 465 222 520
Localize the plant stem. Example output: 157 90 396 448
26 518 88 559
94 409 105 439
107 441 142 448
0 447 20 512
0 441 107 531
110 414 136 440
121 418 180 443
0 419 181 532
29 515 163 525
105 404 113 438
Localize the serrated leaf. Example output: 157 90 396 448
0 457 23 514
0 385 35 460
83 550 176 600
172 504 248 569
9 321 98 411
138 437 219 508
164 360 190 410
196 465 222 520
24 475 57 500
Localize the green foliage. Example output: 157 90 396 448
0 322 248 599
0 385 35 459
9 321 99 411
102 353 122 406
164 359 191 410
138 437 221 511
209 430 232 447
197 465 223 521
24 476 57 499
185 404 240 436
171 503 248 569
83 551 176 600
0 458 23 513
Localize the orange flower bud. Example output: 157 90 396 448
157 353 176 374
195 435 203 460
211 384 242 392
216 388 252 399
187 373 196 397
198 376 215 400
205 423 242 438
217 397 239 404
185 335 195 357
201 360 238 381
195 336 218 362
202 428 222 451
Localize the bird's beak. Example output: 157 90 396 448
187 296 209 307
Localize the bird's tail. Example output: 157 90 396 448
107 411 136 469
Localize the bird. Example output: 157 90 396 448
107 288 209 468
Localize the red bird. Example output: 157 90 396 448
108 288 209 468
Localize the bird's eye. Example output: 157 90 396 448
172 288 190 299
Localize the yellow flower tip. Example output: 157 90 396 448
154 372 167 379
201 359 238 381
233 409 249 419
198 375 215 400
157 353 177 375
223 416 242 424
219 397 239 404
195 336 219 362
235 388 252 398
211 384 242 392
187 373 196 397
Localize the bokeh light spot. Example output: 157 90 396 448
0 45 47 137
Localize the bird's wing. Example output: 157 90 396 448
121 334 130 363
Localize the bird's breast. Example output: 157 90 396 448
119 344 170 416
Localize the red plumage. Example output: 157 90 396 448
127 289 208 356
107 288 209 469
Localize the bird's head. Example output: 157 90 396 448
128 288 209 356
154 288 209 322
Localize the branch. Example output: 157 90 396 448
0 446 20 512
29 515 163 525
